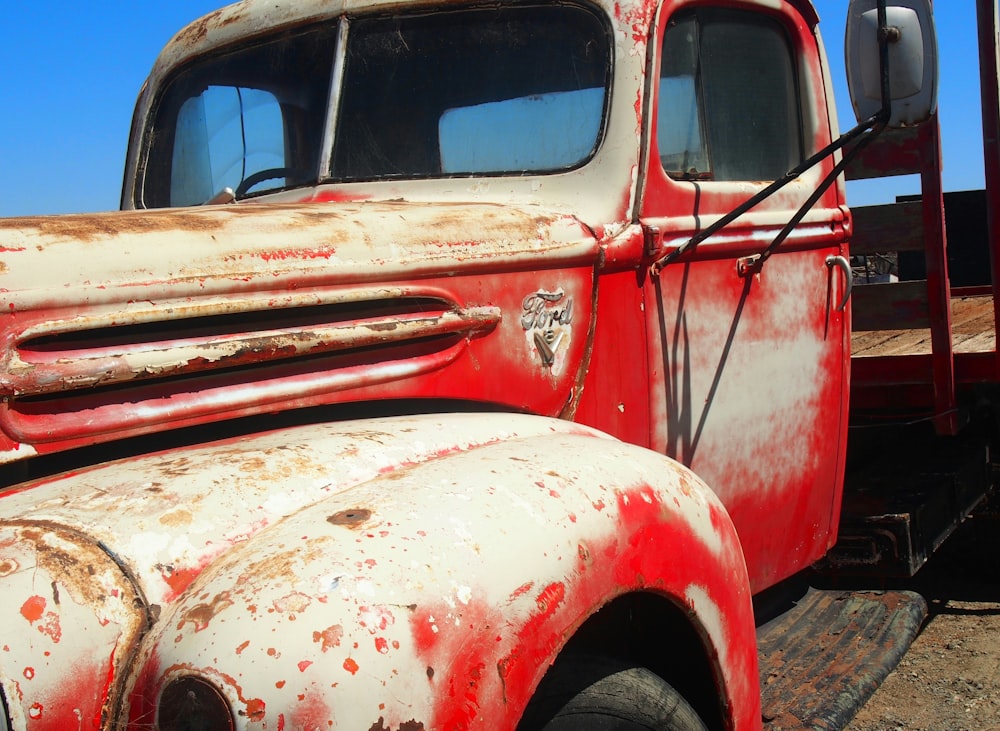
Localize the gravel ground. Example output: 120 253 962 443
845 518 1000 731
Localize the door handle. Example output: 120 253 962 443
826 255 853 312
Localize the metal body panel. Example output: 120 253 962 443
0 202 598 460
647 249 849 592
0 525 148 730
0 202 595 307
0 413 758 729
573 259 653 445
640 0 850 591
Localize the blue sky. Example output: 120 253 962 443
0 1 985 216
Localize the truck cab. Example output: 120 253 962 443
116 0 852 595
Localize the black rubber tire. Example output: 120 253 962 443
518 655 709 731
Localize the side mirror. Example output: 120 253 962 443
845 0 938 128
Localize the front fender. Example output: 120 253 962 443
121 419 759 730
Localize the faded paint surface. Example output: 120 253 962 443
0 0 854 728
0 525 147 730
639 0 850 592
0 202 598 460
1 415 600 608
648 250 847 591
0 415 757 729
112 416 757 729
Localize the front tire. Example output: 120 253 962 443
518 655 709 731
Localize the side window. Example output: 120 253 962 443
171 87 285 206
141 25 337 209
658 9 802 182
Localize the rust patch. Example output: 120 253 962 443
369 719 426 731
239 456 267 473
172 3 249 48
155 456 194 478
0 558 18 576
328 508 372 528
174 13 214 45
178 591 233 632
0 208 231 243
159 508 193 527
235 541 328 586
312 624 344 652
9 522 129 609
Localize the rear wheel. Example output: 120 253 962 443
518 655 709 731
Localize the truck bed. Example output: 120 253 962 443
852 293 996 358
849 286 999 426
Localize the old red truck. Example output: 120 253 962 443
0 0 992 728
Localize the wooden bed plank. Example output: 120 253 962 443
852 293 995 358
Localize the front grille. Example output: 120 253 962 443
0 289 500 443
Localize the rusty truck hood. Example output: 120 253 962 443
0 201 600 463
0 201 596 299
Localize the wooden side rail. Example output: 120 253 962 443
842 117 958 434
849 202 924 256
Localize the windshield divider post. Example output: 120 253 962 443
319 17 351 183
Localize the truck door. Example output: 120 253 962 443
641 4 850 592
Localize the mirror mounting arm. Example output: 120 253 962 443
875 0 894 126
650 112 888 276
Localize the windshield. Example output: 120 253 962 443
139 4 611 208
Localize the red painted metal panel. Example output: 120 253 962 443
573 245 652 447
0 205 600 462
843 126 922 180
852 351 998 390
638 1 849 593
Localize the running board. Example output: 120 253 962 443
757 588 927 730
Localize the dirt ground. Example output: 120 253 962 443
845 518 1000 731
